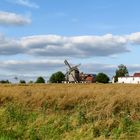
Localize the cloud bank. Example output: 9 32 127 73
0 33 131 57
20 34 129 57
0 11 31 26
1 32 140 58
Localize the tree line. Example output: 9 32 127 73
0 76 46 84
0 64 128 84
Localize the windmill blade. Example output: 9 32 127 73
74 64 81 68
72 64 81 70
71 64 81 70
64 60 71 69
65 71 69 81
65 71 69 76
68 68 74 73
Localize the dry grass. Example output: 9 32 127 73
1 83 140 111
0 83 140 139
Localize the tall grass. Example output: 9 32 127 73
0 83 140 139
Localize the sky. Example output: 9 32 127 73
1 0 140 82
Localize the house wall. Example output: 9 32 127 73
118 77 140 84
112 77 115 83
85 76 94 83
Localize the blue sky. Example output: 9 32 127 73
0 0 140 82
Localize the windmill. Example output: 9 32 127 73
64 60 80 83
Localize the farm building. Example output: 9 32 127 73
80 73 96 83
118 73 140 84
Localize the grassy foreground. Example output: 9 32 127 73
0 84 140 139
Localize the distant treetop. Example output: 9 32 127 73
35 76 45 83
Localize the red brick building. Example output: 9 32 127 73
80 73 96 83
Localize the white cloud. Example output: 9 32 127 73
127 64 140 73
1 32 140 57
0 33 25 55
0 60 64 74
81 63 116 74
0 11 31 26
8 0 39 8
19 34 129 57
127 32 140 44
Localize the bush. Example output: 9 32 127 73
96 73 109 83
35 77 45 83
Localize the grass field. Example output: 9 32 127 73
0 83 140 139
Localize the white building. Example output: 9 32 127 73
118 73 140 84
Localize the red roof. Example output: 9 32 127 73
134 73 140 77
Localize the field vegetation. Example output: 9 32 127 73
0 83 140 139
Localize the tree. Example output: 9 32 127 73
19 80 26 84
28 80 33 84
0 80 10 84
49 71 65 83
114 64 129 82
35 76 45 83
96 73 110 83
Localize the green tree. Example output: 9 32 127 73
114 64 129 82
49 71 65 83
0 80 10 84
96 73 110 83
28 80 33 84
19 80 26 84
35 76 45 83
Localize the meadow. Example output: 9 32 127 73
0 83 140 139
